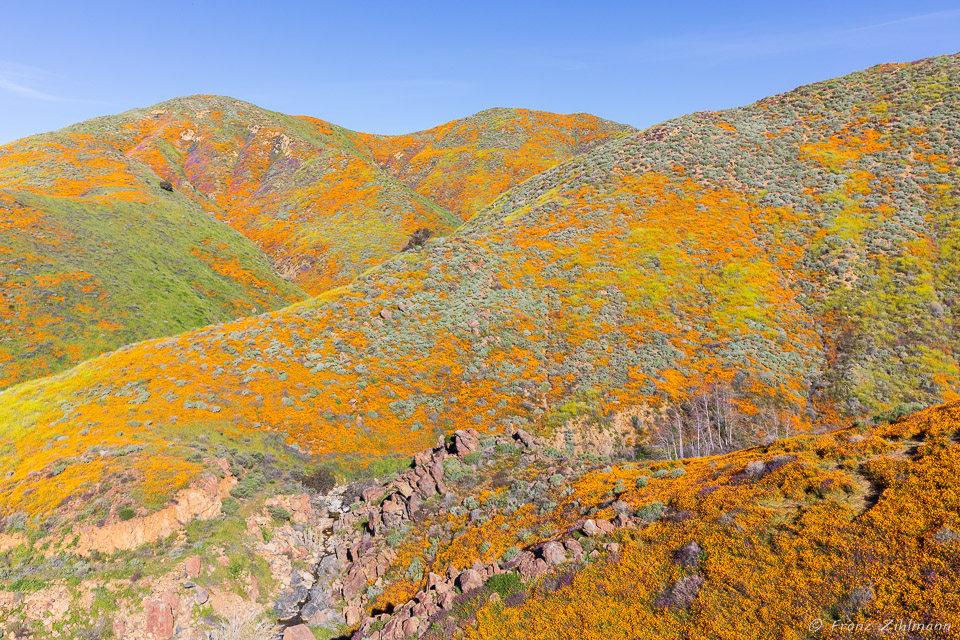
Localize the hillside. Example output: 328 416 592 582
0 53 959 638
1 388 958 638
0 99 628 388
3 53 959 516
355 108 634 221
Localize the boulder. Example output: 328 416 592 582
402 616 421 636
345 600 364 625
283 625 315 640
341 568 367 600
454 429 481 455
582 519 601 536
144 599 174 639
193 586 209 605
514 428 535 448
541 541 567 565
582 518 614 536
457 568 485 592
184 555 202 579
362 486 385 503
519 557 549 581
564 538 584 561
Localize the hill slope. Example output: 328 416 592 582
1 53 959 526
0 99 628 388
355 108 634 220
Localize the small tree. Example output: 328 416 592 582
159 180 174 192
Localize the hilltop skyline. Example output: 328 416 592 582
2 0 960 144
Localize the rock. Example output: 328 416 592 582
564 538 584 560
426 572 445 590
582 519 601 536
379 309 393 321
457 568 485 592
345 600 364 625
113 617 126 639
402 616 421 636
416 473 437 498
145 599 174 639
541 541 567 565
519 557 549 581
341 569 367 600
407 493 423 518
454 429 481 455
583 518 615 535
362 486 386 503
283 625 315 640
514 429 535 448
289 493 313 524
274 583 309 621
184 555 202 579
193 586 209 605
74 474 236 555
489 592 501 603
438 591 457 609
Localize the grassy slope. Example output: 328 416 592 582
0 187 306 390
1 54 959 529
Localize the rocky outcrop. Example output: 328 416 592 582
75 474 236 555
272 426 540 637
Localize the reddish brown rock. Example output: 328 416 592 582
541 541 567 565
185 555 202 579
345 601 363 625
402 616 422 636
145 599 174 639
458 568 485 592
362 486 386 503
283 625 315 640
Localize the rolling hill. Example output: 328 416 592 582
0 53 959 639
0 99 629 388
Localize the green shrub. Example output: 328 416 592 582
221 497 240 515
872 402 926 424
637 501 667 522
10 576 45 592
636 476 650 488
118 507 136 521
669 468 686 478
652 469 670 478
501 546 521 562
231 472 266 499
405 557 424 581
463 452 482 466
267 505 290 522
487 572 522 597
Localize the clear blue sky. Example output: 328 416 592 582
1 1 959 144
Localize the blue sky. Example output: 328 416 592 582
1 1 959 144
